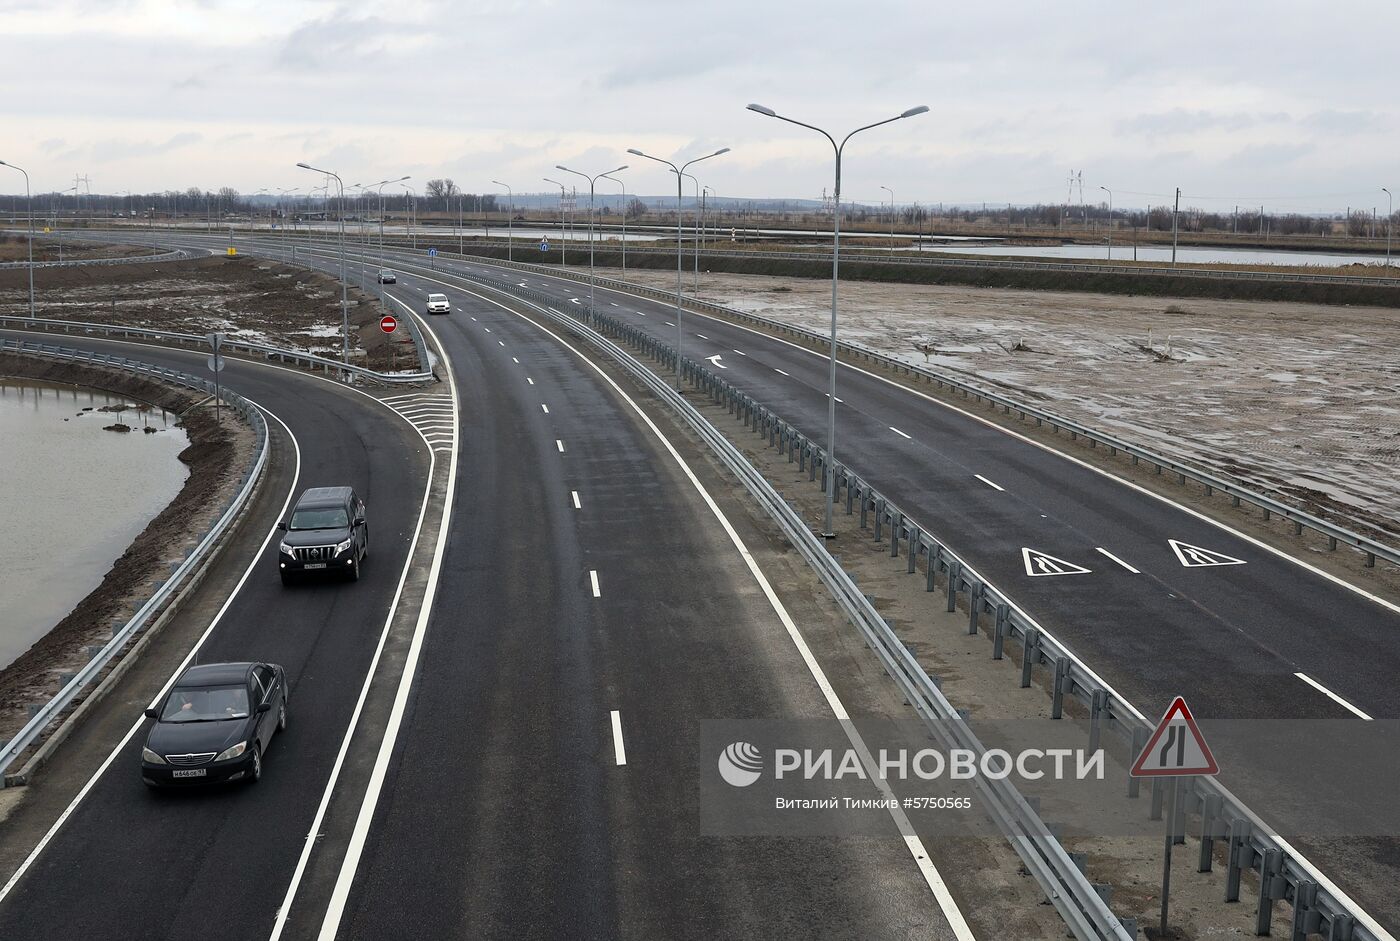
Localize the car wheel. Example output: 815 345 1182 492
277 699 288 732
249 745 263 784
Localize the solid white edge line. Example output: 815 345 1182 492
1094 547 1141 574
307 310 461 941
269 299 457 940
590 570 601 597
610 711 626 765
974 474 1005 492
448 282 977 941
890 426 912 439
0 405 301 906
571 490 581 509
1294 672 1374 721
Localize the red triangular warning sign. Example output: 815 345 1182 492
1129 696 1219 778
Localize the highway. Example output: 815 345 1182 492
0 242 982 939
0 331 440 938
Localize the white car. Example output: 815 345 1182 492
426 293 451 315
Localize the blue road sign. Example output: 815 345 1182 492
428 247 438 257
539 238 550 252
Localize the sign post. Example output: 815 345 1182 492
206 332 226 425
427 246 438 270
1130 696 1219 938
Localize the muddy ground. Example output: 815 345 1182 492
0 235 157 264
0 355 255 748
598 265 1400 543
0 254 419 373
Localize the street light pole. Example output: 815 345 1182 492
296 161 351 369
557 164 628 322
747 101 928 538
1171 187 1181 265
1383 187 1392 267
373 175 409 264
492 181 514 262
0 160 36 318
680 171 702 292
600 171 627 276
1099 185 1113 260
880 185 894 253
544 178 567 267
627 147 731 389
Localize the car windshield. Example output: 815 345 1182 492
429 295 446 302
289 506 348 530
161 685 250 722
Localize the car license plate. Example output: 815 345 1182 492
172 769 206 778
304 563 327 570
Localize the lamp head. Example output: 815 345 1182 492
746 104 777 117
611 165 628 173
900 105 930 118
296 162 312 169
626 148 645 157
555 165 570 172
713 147 731 156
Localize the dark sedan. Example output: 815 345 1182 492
141 662 287 788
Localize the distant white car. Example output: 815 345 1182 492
377 269 396 284
426 293 450 315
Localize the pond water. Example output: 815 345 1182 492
0 379 189 671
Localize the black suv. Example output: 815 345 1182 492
277 486 368 584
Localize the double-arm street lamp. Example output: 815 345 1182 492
1099 185 1113 260
492 181 514 262
746 101 928 538
556 164 628 321
373 176 409 259
0 159 36 318
626 146 730 387
295 161 351 368
600 171 627 275
544 178 568 267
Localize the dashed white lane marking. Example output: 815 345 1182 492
571 490 581 509
696 333 708 339
470 316 477 321
484 327 491 333
1295 672 1374 720
512 357 520 364
733 349 747 355
665 321 674 326
775 368 790 376
974 474 1004 491
556 439 565 452
824 393 845 403
610 710 626 765
890 426 912 439
527 378 535 385
637 311 646 316
610 302 619 307
590 570 601 597
497 340 505 347
1095 547 1141 574
541 404 549 413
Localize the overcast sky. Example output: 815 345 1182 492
3 0 1398 213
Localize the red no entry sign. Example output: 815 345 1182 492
380 315 398 334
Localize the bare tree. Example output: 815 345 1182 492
425 178 461 211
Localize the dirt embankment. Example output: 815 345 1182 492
0 354 255 745
0 254 418 373
0 235 158 264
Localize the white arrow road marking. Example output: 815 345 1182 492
1022 547 1092 577
1169 539 1247 568
706 354 727 369
1294 673 1373 720
974 474 1004 491
610 710 627 765
569 297 581 305
1095 547 1141 573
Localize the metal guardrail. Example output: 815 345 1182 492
476 279 1135 941
416 248 1399 570
446 265 1389 941
0 247 192 269
0 314 434 386
0 338 269 785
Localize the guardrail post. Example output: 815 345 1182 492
1199 794 1223 872
1290 881 1322 940
860 492 869 529
809 447 817 482
1256 848 1285 934
946 561 960 613
991 603 1007 657
1050 657 1069 718
926 545 939 591
1088 689 1107 755
890 512 902 557
874 499 885 541
1019 626 1038 685
1172 778 1188 845
907 528 920 574
1150 780 1165 821
967 582 982 635
1224 819 1252 902
1127 728 1148 797
846 476 856 515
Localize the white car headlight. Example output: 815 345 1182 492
215 742 248 762
142 747 166 765
335 537 353 554
279 541 295 555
